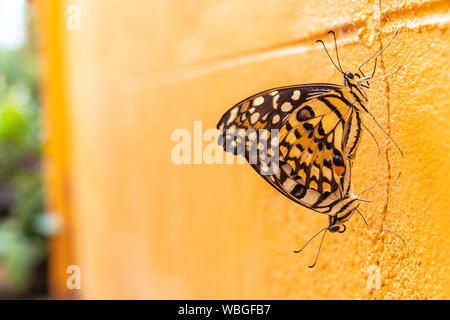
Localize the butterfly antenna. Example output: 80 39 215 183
357 172 401 203
293 227 327 253
359 46 382 75
363 123 381 156
309 228 328 268
328 31 344 73
357 177 378 197
355 207 405 245
365 110 404 157
370 57 378 78
359 57 379 88
361 65 403 83
316 38 344 74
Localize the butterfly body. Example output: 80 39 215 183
217 73 369 229
216 30 405 267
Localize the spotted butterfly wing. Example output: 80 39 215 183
217 84 339 133
217 84 363 216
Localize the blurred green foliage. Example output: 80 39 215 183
0 11 49 296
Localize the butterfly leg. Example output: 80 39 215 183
355 207 405 245
308 229 328 268
357 177 378 196
356 172 401 203
293 227 327 253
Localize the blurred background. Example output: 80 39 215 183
0 0 449 299
0 0 50 298
0 0 55 298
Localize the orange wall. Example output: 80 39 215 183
36 0 449 299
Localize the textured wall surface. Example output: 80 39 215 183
35 0 449 299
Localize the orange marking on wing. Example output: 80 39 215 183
287 160 296 172
309 180 318 190
333 165 345 177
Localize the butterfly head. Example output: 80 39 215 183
343 71 370 103
328 197 360 233
318 30 400 91
343 71 361 86
344 71 374 91
328 224 346 233
328 222 347 233
328 214 352 233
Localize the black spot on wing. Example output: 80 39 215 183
296 106 315 122
303 122 314 131
332 149 345 167
291 183 306 199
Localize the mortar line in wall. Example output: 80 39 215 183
381 0 449 26
120 5 449 92
124 21 364 81
378 0 392 229
120 34 358 93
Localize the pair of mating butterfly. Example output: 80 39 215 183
217 30 405 267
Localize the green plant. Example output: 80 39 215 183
0 12 50 296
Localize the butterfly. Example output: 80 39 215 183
216 31 404 267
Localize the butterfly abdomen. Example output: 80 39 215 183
329 195 358 220
318 87 365 158
343 109 362 158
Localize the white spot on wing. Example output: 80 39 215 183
250 112 260 124
281 102 293 112
227 107 239 124
272 114 280 124
253 96 264 106
273 95 279 109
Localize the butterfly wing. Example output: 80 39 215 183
217 84 360 214
217 84 341 133
279 98 352 193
